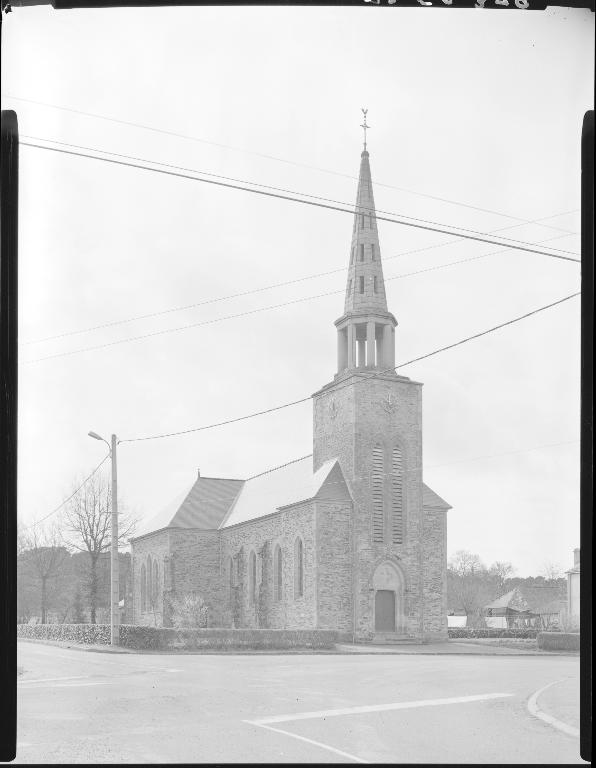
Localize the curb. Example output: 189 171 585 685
527 679 580 738
18 637 573 657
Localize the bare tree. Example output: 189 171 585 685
488 561 516 591
541 561 562 581
448 550 495 628
20 523 70 624
61 469 137 623
449 550 484 578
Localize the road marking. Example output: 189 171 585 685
248 692 514 725
19 675 91 685
248 722 368 764
527 679 579 738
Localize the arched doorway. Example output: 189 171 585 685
372 560 404 633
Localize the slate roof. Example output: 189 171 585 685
133 476 243 539
220 456 349 529
134 454 450 538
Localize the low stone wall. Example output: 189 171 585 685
448 628 539 639
537 632 580 651
17 623 338 651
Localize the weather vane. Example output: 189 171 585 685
360 108 371 151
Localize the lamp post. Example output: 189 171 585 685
88 431 119 646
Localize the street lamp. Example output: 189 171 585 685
88 430 119 646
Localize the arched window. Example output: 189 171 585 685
372 444 384 543
249 550 257 605
294 537 304 599
140 563 146 612
146 555 152 607
392 447 404 544
274 545 283 602
153 560 159 603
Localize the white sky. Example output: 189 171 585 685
2 5 592 577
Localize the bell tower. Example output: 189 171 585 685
312 114 426 640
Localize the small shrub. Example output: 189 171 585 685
448 628 539 639
168 593 208 629
537 632 580 651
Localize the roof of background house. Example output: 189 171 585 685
485 586 566 614
134 453 451 538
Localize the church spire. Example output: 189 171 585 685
334 114 397 376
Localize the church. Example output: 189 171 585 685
130 137 452 643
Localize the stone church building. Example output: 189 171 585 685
131 143 451 642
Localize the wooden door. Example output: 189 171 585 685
375 590 395 632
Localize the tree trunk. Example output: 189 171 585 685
41 577 47 624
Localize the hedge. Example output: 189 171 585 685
448 628 539 639
17 624 338 651
537 632 580 651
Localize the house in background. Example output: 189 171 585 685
566 548 580 624
484 586 566 629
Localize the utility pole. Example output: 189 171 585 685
88 430 119 646
110 434 119 646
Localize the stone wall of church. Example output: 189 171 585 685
313 371 427 640
315 501 354 635
219 502 317 630
131 530 170 627
168 529 222 627
422 507 448 641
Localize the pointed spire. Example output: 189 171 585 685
344 141 388 315
334 118 397 376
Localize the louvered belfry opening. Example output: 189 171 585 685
372 444 384 543
391 447 404 544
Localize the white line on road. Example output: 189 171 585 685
19 675 91 685
248 692 514 725
248 722 368 764
527 679 579 738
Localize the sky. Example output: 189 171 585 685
2 4 592 577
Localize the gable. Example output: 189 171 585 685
315 461 352 503
422 483 451 510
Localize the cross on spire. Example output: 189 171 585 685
360 108 370 151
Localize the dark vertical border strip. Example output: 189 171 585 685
579 109 594 765
0 109 18 764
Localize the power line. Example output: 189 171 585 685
22 235 576 364
21 454 110 530
7 93 579 233
20 215 578 347
20 139 580 262
20 135 581 252
119 291 580 444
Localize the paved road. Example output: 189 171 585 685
15 641 584 764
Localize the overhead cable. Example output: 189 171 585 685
21 453 110 530
7 93 578 232
20 214 578 347
20 139 580 262
119 291 580 443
